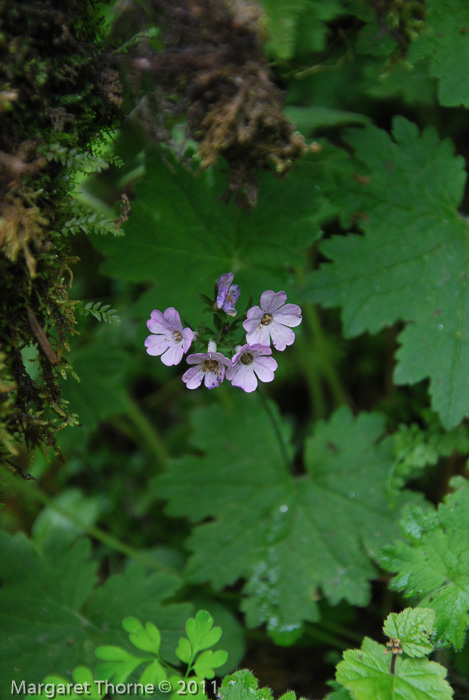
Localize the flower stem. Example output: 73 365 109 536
305 301 347 406
303 624 350 651
294 331 326 419
258 388 291 470
3 470 176 574
124 393 168 469
295 266 347 408
316 617 363 644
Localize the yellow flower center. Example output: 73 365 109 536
241 352 254 365
202 359 218 372
261 313 273 325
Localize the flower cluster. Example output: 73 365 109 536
144 273 302 393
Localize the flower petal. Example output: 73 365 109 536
186 353 208 365
270 323 296 351
253 357 277 382
182 328 194 352
260 290 287 312
245 324 272 347
213 352 232 368
225 363 239 381
163 307 183 331
144 334 172 356
147 310 170 334
230 364 258 392
160 344 185 366
248 344 273 357
244 305 263 324
274 303 302 327
216 273 235 309
182 366 203 389
204 368 225 389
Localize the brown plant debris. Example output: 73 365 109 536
129 0 309 208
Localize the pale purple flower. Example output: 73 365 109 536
226 344 277 393
243 291 302 351
145 307 194 366
216 272 240 317
182 351 232 390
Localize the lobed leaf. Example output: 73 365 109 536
193 649 229 679
123 617 161 655
139 659 167 686
381 477 469 650
383 608 436 658
94 646 145 684
176 637 193 665
408 0 469 108
336 637 453 700
219 670 274 700
259 0 344 59
0 530 190 697
304 117 469 429
186 610 222 653
40 667 106 699
95 151 329 324
156 396 420 632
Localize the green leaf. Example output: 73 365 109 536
94 645 145 684
383 608 436 658
278 693 297 700
95 152 328 324
176 637 193 664
325 685 353 700
189 598 246 674
123 617 161 654
156 396 418 631
186 610 222 653
304 117 469 429
408 0 469 107
139 658 167 686
40 667 106 699
86 563 191 664
381 477 469 650
193 649 229 679
0 530 190 697
389 418 469 493
32 488 102 547
59 327 130 449
219 670 274 700
284 106 371 136
336 637 453 700
78 300 121 325
259 0 344 59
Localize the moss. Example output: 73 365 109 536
0 0 121 458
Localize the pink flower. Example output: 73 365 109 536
182 351 232 390
243 291 302 351
145 307 194 366
216 272 240 317
226 344 277 393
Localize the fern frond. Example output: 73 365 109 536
43 143 110 173
77 301 121 326
63 211 125 237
